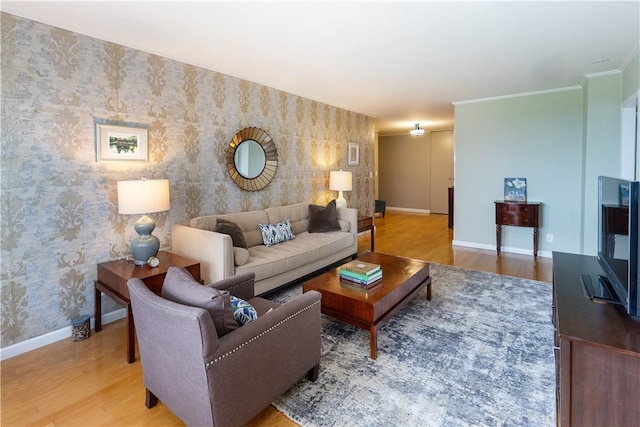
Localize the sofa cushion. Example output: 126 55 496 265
161 267 239 337
237 230 355 282
233 247 250 266
308 200 341 233
215 218 248 249
230 295 258 325
259 219 295 247
191 210 268 248
266 202 310 235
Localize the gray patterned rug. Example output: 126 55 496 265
268 263 555 427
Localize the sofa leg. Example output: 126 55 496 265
145 389 158 408
307 364 319 382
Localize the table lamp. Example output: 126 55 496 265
117 178 170 265
329 170 352 209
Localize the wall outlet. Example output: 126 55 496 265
546 233 553 243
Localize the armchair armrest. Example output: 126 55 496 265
202 289 322 427
209 271 255 301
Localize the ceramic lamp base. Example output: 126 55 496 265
335 191 347 209
130 214 160 265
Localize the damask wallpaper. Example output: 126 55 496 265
0 13 375 349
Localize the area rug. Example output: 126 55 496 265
269 263 556 427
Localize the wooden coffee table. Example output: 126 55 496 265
303 252 431 359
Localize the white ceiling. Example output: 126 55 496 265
2 1 639 136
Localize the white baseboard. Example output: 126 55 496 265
452 240 552 258
387 207 431 215
0 309 127 361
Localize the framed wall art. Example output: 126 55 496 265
348 143 359 166
504 177 527 201
95 119 149 161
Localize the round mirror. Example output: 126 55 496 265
226 127 278 191
234 140 266 179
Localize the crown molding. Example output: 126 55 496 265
452 86 582 106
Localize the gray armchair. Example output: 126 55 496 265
128 271 322 427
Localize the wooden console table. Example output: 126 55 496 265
495 200 541 257
357 215 374 251
552 252 640 426
94 251 201 363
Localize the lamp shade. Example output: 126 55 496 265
117 179 170 214
329 170 352 192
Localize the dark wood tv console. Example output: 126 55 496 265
552 252 640 427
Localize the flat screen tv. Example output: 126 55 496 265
587 176 639 317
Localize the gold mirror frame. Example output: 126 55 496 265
226 127 278 191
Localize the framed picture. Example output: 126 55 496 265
504 177 527 201
348 143 359 166
95 119 149 161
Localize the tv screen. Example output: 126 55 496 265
597 176 639 317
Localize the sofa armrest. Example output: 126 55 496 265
209 271 255 301
171 224 234 284
337 207 358 236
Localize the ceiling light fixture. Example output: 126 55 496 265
410 123 425 136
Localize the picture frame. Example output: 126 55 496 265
348 143 359 166
95 119 149 161
504 177 527 201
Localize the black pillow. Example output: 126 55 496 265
308 200 341 233
215 218 248 248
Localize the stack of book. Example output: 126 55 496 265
339 260 382 289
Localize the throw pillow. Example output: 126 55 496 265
233 247 250 266
308 199 341 233
215 218 248 249
259 219 295 247
161 267 239 337
230 295 258 325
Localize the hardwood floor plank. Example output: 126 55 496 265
1 212 552 427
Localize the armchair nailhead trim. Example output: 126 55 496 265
226 278 252 292
206 300 320 367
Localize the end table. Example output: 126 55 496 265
357 215 374 251
94 250 201 363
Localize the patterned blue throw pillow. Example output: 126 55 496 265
230 295 258 326
258 219 295 247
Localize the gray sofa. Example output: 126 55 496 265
172 202 358 295
128 270 322 427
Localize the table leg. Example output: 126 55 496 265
127 302 136 363
370 227 375 252
496 224 502 255
533 227 538 257
94 284 102 332
426 281 432 301
369 325 378 360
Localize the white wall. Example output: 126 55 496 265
581 73 623 254
453 88 585 256
454 71 628 257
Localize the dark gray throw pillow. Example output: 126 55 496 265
215 218 248 248
161 267 239 337
308 199 341 233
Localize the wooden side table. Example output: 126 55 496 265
357 215 374 251
494 201 541 257
94 250 201 363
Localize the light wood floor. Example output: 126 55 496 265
1 212 553 427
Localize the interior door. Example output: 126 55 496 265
430 131 454 214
